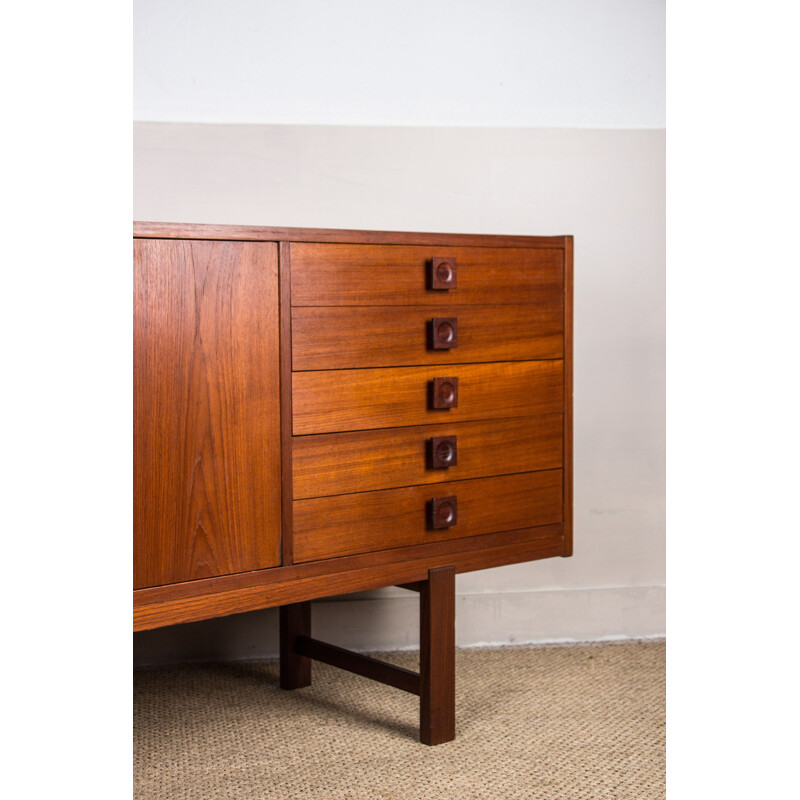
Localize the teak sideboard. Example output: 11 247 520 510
133 222 573 745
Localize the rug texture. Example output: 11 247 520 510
134 640 665 799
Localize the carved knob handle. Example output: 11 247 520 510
430 377 458 409
430 317 458 350
429 495 458 529
429 436 457 469
429 257 457 290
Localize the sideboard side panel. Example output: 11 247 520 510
133 239 281 588
562 237 574 557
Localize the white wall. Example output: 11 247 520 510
133 2 664 665
134 0 665 128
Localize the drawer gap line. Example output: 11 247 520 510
291 357 564 373
291 412 563 439
291 412 559 438
293 466 564 502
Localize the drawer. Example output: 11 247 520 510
293 470 564 562
293 415 563 499
290 244 563 306
292 360 563 435
291 305 563 371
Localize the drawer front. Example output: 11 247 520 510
293 415 563 499
293 470 563 562
292 305 563 371
293 360 563 435
290 244 563 306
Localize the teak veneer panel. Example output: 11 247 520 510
134 221 569 249
293 470 563 562
290 244 563 306
293 360 563 435
291 304 563 370
132 223 573 634
133 239 281 588
133 525 566 631
292 415 564 499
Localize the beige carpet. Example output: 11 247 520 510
134 640 665 799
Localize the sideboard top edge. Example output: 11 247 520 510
133 221 570 248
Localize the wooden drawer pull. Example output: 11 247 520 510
428 435 457 469
430 377 458 409
429 495 458 529
428 257 457 290
429 317 458 350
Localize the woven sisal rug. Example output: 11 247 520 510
134 640 665 799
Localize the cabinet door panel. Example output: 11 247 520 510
134 239 281 588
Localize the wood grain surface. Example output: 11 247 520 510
134 221 569 249
131 222 573 635
293 360 563 435
292 470 563 562
292 415 564 499
291 304 563 370
133 239 281 588
290 244 563 306
133 525 564 631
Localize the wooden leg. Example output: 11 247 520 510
279 601 312 689
419 565 456 745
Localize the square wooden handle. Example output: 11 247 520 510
430 317 458 350
429 436 457 469
428 257 457 290
429 496 458 529
430 377 458 409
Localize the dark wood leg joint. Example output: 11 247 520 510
420 565 456 745
279 568 457 745
279 601 312 689
295 635 421 695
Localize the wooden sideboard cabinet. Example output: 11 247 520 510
133 222 573 745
